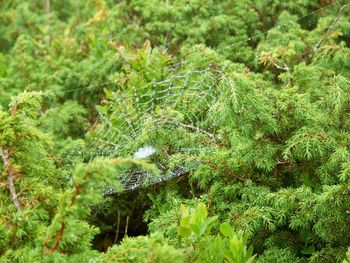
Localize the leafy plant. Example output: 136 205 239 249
177 203 256 263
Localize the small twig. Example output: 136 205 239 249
0 148 22 213
310 3 350 60
175 121 217 142
276 160 293 165
114 210 121 244
260 52 290 73
268 60 290 72
124 216 130 237
153 117 217 142
49 222 65 253
10 103 18 117
87 118 99 133
204 160 245 182
44 0 51 46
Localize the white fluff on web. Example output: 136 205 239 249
134 146 156 159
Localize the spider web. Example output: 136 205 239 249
84 61 229 194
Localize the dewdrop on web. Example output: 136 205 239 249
134 146 156 159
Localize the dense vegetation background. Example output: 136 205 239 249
1 0 350 262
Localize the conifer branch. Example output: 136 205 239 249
204 160 245 182
0 148 22 213
46 159 147 254
45 182 83 255
310 2 350 60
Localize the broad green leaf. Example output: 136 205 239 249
220 222 233 237
178 226 192 239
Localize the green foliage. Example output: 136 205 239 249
104 233 185 263
1 0 350 262
177 203 255 263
